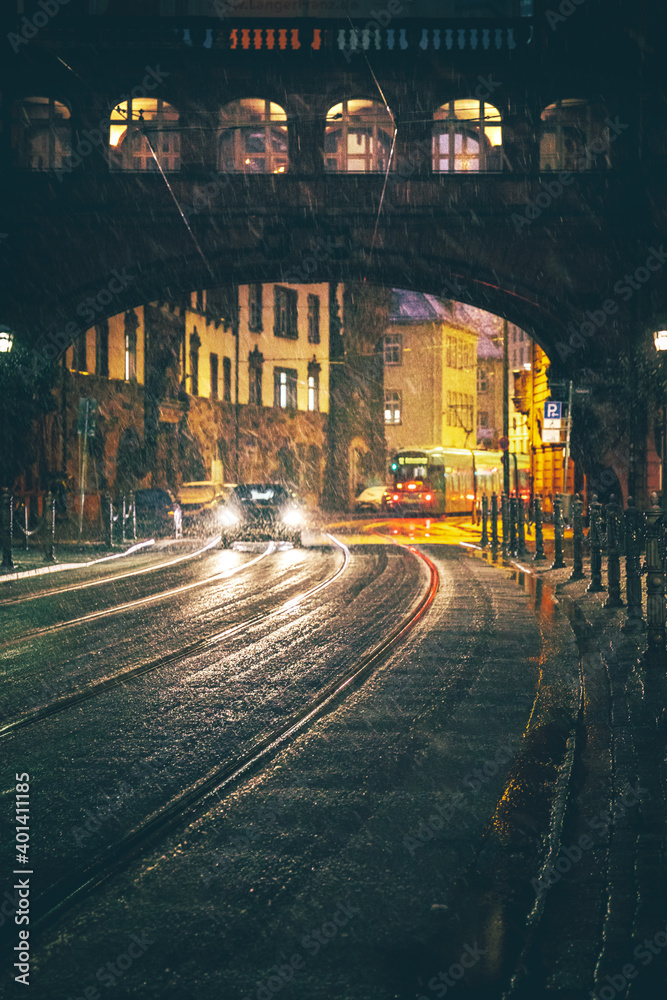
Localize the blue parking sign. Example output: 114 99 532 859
544 401 562 420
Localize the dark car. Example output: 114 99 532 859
133 488 182 538
219 484 304 547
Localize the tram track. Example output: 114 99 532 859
0 541 277 648
0 536 349 740
0 536 222 608
15 544 438 942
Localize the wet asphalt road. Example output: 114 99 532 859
0 536 583 999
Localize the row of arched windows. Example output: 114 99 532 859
11 95 610 174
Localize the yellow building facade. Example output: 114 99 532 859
383 292 477 454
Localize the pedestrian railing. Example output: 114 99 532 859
477 489 667 661
0 490 147 570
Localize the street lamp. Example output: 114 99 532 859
0 325 15 353
653 330 667 494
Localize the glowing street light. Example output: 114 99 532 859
0 325 14 353
654 330 667 352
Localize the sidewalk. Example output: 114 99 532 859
461 526 667 996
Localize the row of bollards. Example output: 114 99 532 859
478 490 667 658
0 490 137 570
103 493 137 548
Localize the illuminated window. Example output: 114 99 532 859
540 99 610 171
124 310 139 382
109 97 180 172
383 333 402 366
274 368 298 409
384 390 402 425
219 99 288 174
249 284 263 332
325 99 394 174
308 358 321 412
433 100 503 173
12 97 72 170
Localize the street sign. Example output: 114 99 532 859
544 401 562 421
543 427 563 444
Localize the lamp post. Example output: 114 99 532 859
0 326 15 568
653 329 667 496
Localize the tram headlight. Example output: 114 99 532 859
425 494 432 501
220 509 239 527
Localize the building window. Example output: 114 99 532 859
307 294 320 344
95 320 109 378
189 331 201 396
12 97 72 170
210 353 219 400
540 99 610 172
109 97 180 172
194 290 205 312
249 284 263 332
384 390 402 425
433 100 503 173
477 410 489 430
274 368 298 409
274 286 298 339
477 368 488 392
72 332 87 373
383 333 402 366
308 358 321 412
325 99 394 173
248 346 263 405
124 310 139 382
219 99 288 174
223 356 232 403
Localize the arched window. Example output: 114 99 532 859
219 99 288 174
432 100 503 173
325 99 394 173
540 99 610 171
109 97 180 172
12 97 72 170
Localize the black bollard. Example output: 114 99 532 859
130 491 137 542
23 498 29 552
44 492 56 563
587 495 605 593
550 494 566 569
491 492 499 557
644 493 665 656
480 493 489 549
569 494 585 581
501 492 510 559
1 489 13 570
622 496 644 632
533 496 546 562
604 495 624 608
517 496 528 558
103 493 113 548
509 495 518 557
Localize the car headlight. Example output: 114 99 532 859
281 509 302 528
220 509 239 527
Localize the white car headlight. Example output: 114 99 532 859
220 509 239 527
282 508 302 528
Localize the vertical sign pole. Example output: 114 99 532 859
78 400 89 538
563 380 574 502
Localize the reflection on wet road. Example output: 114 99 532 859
0 529 583 999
